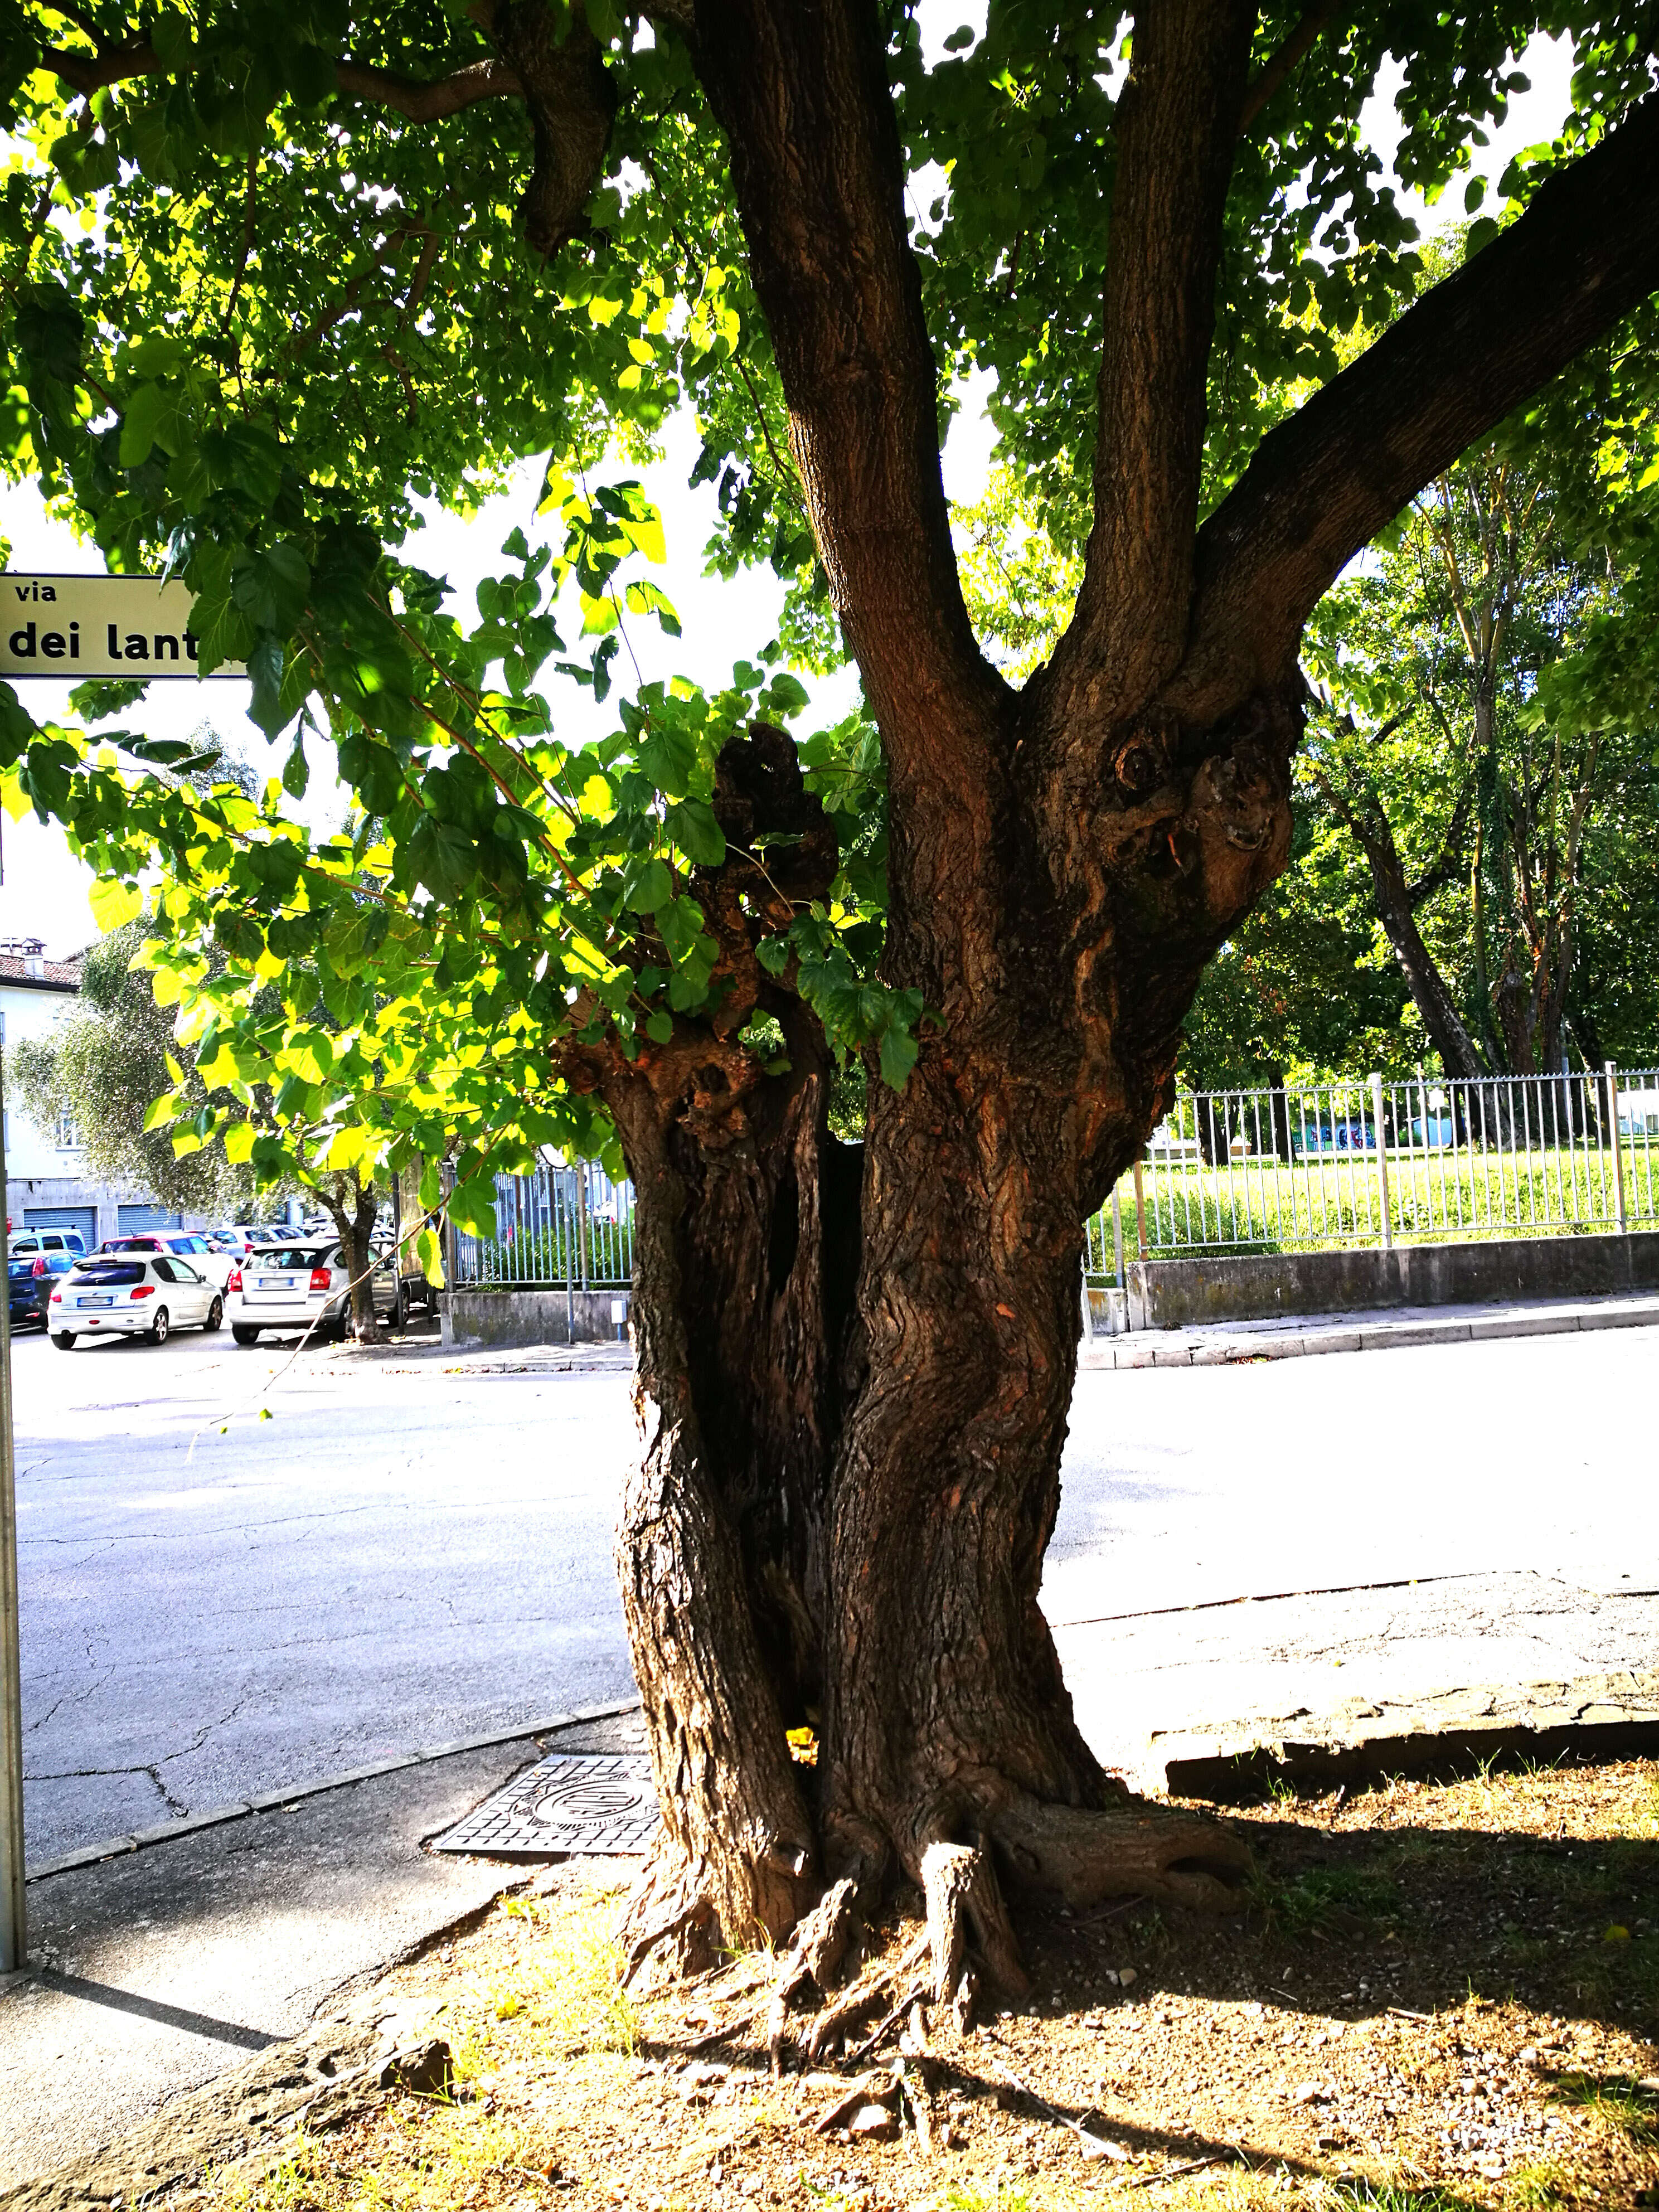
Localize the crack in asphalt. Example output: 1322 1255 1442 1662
26 1695 251 1803
18 1503 405 1547
24 1665 116 1736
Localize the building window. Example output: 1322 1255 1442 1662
56 1109 81 1151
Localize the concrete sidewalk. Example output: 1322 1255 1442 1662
0 1710 646 2190
1081 1287 1659 1367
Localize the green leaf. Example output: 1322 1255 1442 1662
448 1176 497 1239
282 727 309 799
666 799 726 867
233 542 312 633
119 382 171 468
626 856 673 912
415 1224 445 1287
89 877 144 930
878 1022 920 1091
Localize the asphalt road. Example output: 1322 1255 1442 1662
14 1325 638 1862
13 1318 1658 1864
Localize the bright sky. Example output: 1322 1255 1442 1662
1 28 1577 956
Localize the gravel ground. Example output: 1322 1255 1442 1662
14 1757 1655 2212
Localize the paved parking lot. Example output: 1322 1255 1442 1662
13 1317 1658 1864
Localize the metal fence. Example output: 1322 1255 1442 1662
446 1063 1658 1297
1085 1063 1659 1278
449 1158 635 1290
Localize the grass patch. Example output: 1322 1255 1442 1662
1502 2162 1569 2209
1546 2071 1659 2144
1253 1864 1401 1937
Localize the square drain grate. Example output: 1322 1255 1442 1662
434 1752 659 1859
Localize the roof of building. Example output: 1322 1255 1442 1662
0 939 83 992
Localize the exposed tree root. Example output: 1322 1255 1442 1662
798 1929 929 2064
621 1768 1248 2051
989 1791 1251 1912
921 1837 1030 2008
617 1835 719 1990
765 1876 859 2068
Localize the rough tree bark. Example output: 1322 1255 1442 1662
322 1175 381 1344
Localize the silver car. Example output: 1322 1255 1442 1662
227 1240 397 1344
48 1253 225 1348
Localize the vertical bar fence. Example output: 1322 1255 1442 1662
449 1156 636 1292
1082 1064 1659 1276
444 1068 1658 1296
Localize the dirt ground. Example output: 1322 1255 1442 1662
27 1759 1659 2212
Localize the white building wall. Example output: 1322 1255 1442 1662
0 975 85 1180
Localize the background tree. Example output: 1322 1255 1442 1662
6 0 1659 2008
1303 372 1657 1074
7 914 259 1219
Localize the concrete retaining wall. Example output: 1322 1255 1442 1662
1123 1229 1659 1329
440 1288 631 1349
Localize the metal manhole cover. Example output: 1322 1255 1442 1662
433 1753 658 1859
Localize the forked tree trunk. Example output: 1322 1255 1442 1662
597 695 1286 1980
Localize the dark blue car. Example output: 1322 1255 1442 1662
7 1226 88 1329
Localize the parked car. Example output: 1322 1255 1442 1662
47 1252 225 1347
7 1227 88 1329
227 1240 400 1343
100 1231 239 1290
210 1225 287 1254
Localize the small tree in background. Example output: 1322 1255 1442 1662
9 918 261 1221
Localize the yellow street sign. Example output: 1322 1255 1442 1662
2 574 245 680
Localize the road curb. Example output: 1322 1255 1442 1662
1137 1668 1659 1799
22 1699 643 1885
1081 1291 1659 1369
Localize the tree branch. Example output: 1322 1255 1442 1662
1239 2 1333 130
36 4 613 260
1042 0 1256 733
38 21 521 113
220 152 259 334
1169 87 1659 722
332 55 522 121
690 0 1003 775
1405 774 1473 906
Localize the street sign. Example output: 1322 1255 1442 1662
2 574 245 680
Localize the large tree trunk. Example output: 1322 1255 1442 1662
584 0 1659 1998
594 698 1270 1981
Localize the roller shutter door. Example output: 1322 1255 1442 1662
118 1203 182 1234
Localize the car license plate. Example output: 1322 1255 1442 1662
259 1276 299 1289
79 1294 114 1308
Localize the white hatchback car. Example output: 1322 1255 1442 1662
227 1240 397 1343
48 1253 225 1347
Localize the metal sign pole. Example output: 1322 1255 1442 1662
0 824 26 1970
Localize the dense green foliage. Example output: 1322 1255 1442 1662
1 0 1657 1212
